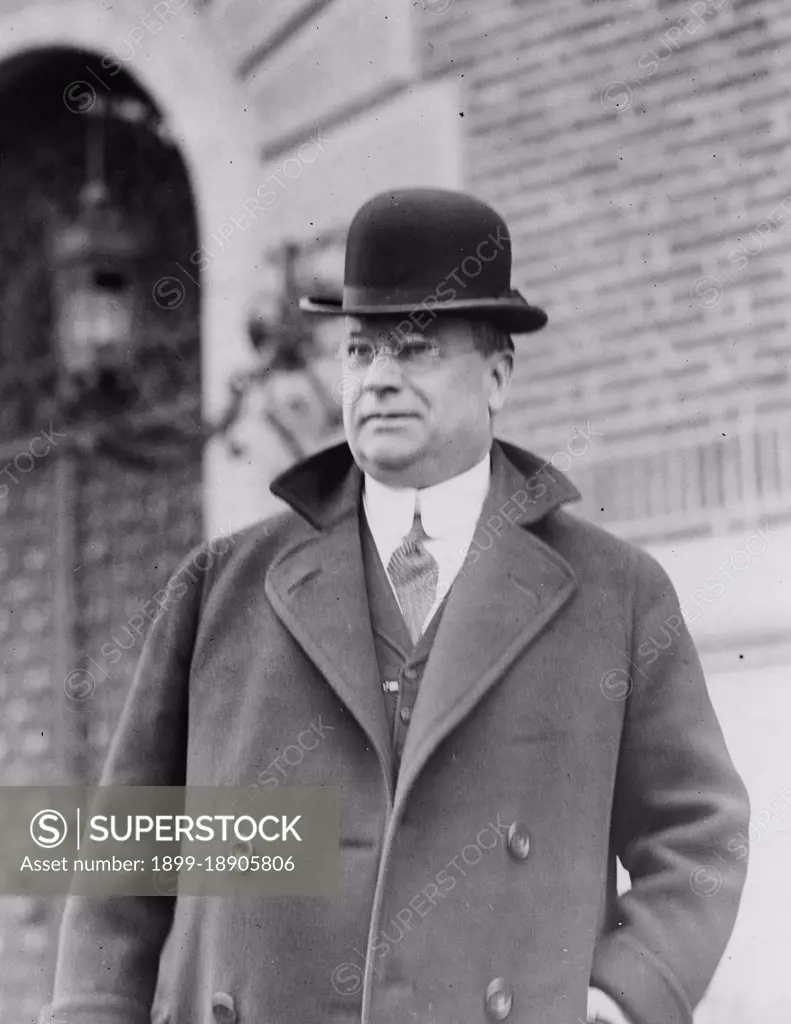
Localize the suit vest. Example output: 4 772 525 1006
359 511 448 778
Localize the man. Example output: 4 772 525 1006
49 188 749 1024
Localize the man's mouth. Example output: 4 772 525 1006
361 411 420 423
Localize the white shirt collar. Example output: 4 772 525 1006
363 450 491 551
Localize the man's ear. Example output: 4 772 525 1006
488 350 513 414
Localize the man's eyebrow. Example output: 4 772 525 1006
343 328 433 345
392 329 428 340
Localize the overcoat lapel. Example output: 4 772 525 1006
265 453 394 792
392 444 579 807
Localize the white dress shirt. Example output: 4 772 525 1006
362 451 491 634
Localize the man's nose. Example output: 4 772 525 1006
364 352 403 390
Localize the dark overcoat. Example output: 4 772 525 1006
50 440 750 1024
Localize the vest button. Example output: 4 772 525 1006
484 978 513 1020
399 705 412 723
228 839 253 870
401 665 419 682
211 992 237 1024
506 822 531 861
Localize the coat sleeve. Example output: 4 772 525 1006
589 548 750 1024
47 543 208 1024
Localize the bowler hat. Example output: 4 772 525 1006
299 188 547 333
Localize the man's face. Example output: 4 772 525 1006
339 315 512 487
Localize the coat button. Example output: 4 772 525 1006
401 665 419 682
211 991 237 1024
399 705 412 723
506 822 531 861
229 839 253 871
485 977 513 1020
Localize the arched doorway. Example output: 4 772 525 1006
0 45 202 1023
0 0 270 538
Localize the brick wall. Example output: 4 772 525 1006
419 0 791 542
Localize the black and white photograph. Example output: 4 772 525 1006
0 1 789 1022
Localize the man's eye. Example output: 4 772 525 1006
346 342 375 363
398 342 433 359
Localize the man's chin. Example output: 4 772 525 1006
355 438 424 474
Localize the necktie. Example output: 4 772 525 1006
386 511 439 643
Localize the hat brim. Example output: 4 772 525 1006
299 294 548 333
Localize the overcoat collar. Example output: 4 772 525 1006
269 439 580 532
266 441 581 803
